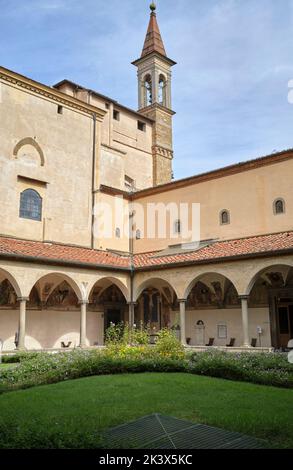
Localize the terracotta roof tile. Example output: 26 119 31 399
133 232 293 269
0 232 293 271
0 237 130 269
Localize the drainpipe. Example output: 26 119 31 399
91 112 97 249
129 208 135 326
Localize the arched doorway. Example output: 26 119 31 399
248 265 293 349
89 279 128 344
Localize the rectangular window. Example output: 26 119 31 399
113 110 120 121
105 103 110 110
57 105 63 115
125 175 135 191
138 121 146 132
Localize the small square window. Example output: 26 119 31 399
105 103 110 110
57 105 63 115
113 110 120 121
138 121 146 132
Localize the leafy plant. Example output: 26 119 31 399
154 328 185 360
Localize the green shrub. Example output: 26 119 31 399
105 322 149 348
1 352 39 364
0 350 187 393
0 348 292 393
154 328 185 360
189 351 293 388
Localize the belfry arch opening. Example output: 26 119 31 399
143 74 152 107
158 74 167 106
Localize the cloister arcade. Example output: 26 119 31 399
1 255 293 352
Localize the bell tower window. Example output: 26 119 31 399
144 74 152 107
158 74 167 106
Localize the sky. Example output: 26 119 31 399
1 0 293 179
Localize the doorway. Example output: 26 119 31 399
277 303 293 348
105 309 122 330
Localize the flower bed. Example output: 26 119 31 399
0 328 292 392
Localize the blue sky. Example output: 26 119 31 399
1 0 293 179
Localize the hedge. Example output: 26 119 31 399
0 349 292 393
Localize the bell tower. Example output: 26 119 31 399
132 3 176 186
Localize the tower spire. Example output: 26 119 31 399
132 3 176 186
141 3 167 58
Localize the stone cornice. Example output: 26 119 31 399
0 66 106 121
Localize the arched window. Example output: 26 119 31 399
143 74 152 107
158 74 167 106
220 210 230 225
19 189 42 221
115 228 121 239
136 229 141 240
174 219 181 235
274 198 285 215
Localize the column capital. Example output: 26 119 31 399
79 299 89 305
17 297 29 302
127 301 138 306
178 298 187 304
239 295 249 301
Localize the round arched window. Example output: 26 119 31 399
274 199 285 215
19 189 42 221
220 210 230 225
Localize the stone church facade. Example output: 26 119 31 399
1 5 293 352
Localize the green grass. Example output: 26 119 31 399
0 373 292 449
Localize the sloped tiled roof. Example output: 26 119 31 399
133 231 293 269
141 10 167 58
0 237 130 269
0 232 293 272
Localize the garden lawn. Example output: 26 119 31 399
0 373 292 449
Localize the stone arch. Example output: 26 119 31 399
244 262 293 296
143 73 152 107
0 267 22 298
27 272 83 302
13 138 45 166
158 73 167 106
88 276 130 303
183 271 239 300
134 276 179 302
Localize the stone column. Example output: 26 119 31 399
17 297 29 350
239 295 250 348
128 302 138 328
179 299 187 346
79 301 88 348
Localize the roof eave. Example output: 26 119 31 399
0 252 130 272
132 52 177 67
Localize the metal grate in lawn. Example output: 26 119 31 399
105 414 267 449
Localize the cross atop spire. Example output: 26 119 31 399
141 3 167 58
